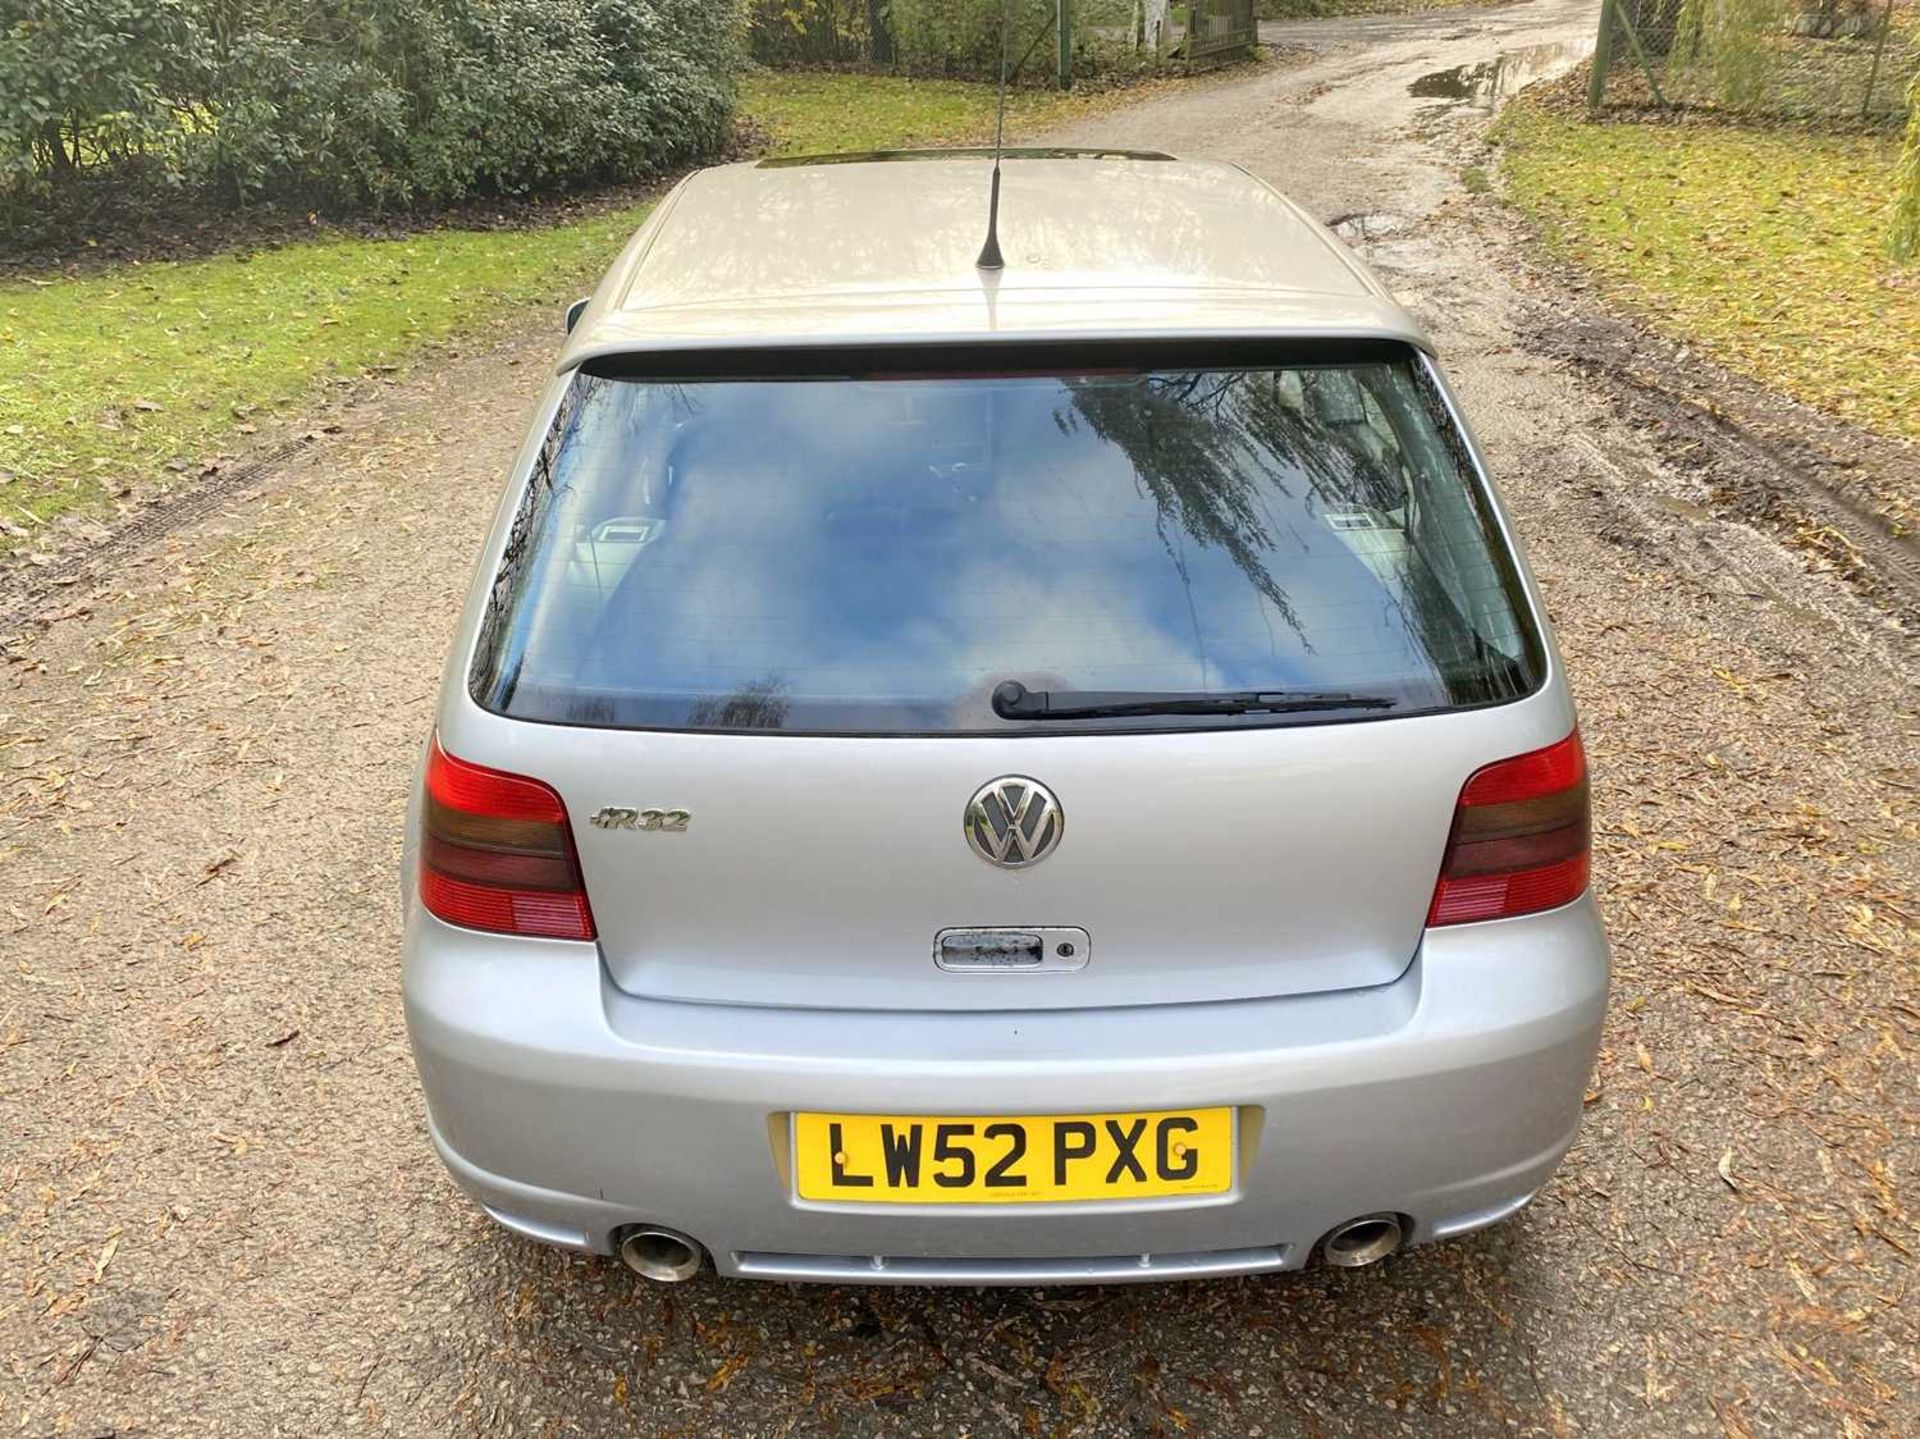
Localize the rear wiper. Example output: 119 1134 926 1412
991 680 1398 721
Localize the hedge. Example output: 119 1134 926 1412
1 0 744 213
746 0 1132 78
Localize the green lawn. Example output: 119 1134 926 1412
738 71 1097 157
1496 100 1918 449
0 213 648 525
0 70 1117 530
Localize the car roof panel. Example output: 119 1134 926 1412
559 152 1433 370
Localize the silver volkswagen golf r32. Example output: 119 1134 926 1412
402 150 1609 1285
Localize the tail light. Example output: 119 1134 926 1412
1428 731 1590 927
418 736 595 940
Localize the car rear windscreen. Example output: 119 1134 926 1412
469 346 1544 734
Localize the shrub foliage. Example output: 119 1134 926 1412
1 0 743 211
1894 71 1920 258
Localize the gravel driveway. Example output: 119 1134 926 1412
4 2 1914 1433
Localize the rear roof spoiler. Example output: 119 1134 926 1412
570 335 1433 381
757 147 1178 169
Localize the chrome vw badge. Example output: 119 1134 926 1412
964 777 1064 869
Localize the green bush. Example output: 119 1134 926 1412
747 0 1141 80
0 0 206 182
1892 71 1920 259
746 0 886 66
1 0 743 214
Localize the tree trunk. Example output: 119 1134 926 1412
41 119 76 181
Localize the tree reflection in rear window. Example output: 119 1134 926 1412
469 349 1544 734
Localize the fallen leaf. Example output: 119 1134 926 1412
92 1234 119 1282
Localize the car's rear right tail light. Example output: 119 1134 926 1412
418 735 595 941
1427 731 1590 927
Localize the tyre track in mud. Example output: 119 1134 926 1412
1526 309 1920 620
0 434 320 634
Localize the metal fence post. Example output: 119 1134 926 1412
1589 0 1617 110
1058 0 1074 88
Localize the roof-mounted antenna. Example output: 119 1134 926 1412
975 0 1011 271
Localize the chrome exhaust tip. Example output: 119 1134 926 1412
617 1226 707 1283
1319 1214 1406 1269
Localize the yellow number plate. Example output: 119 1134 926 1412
793 1108 1234 1204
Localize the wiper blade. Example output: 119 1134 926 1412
991 680 1397 721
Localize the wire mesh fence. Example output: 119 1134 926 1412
1590 0 1919 124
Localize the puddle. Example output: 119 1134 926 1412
1773 601 1833 632
1409 42 1575 109
1328 212 1407 242
1654 494 1715 523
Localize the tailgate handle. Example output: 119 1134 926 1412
939 930 1043 969
935 927 1090 974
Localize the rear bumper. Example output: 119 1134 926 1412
402 896 1608 1283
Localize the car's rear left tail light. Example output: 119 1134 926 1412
418 735 595 940
1427 731 1590 927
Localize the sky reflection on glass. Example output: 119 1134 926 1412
471 363 1539 733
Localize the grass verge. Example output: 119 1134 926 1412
0 68 1141 535
0 213 648 533
1495 98 1918 445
